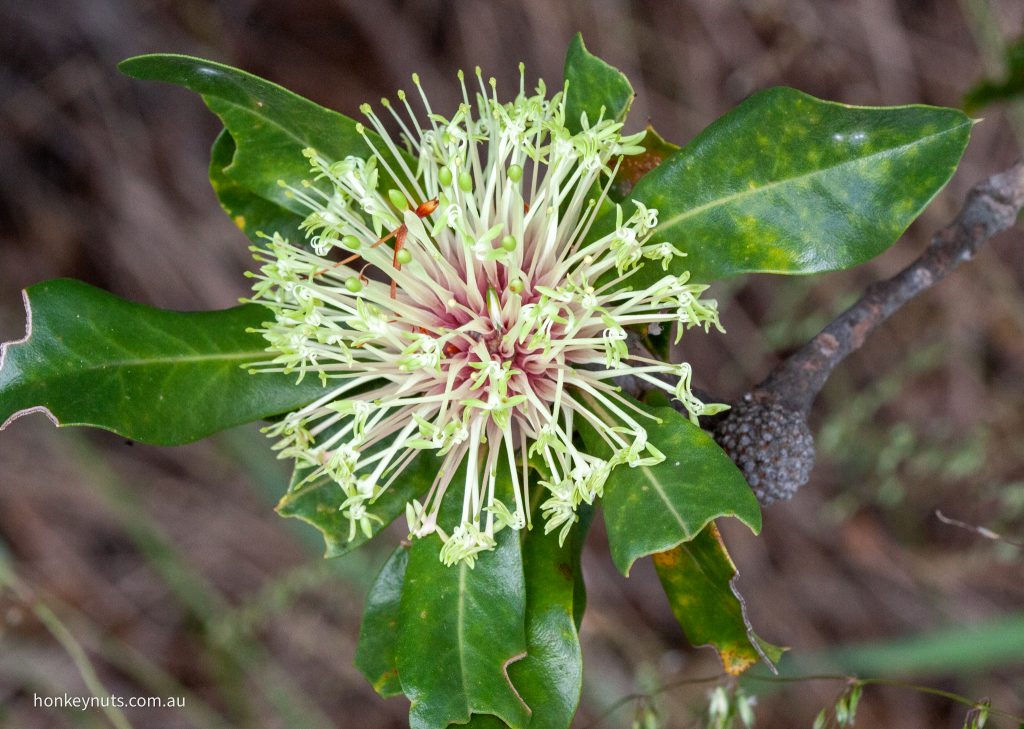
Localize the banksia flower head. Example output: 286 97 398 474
248 65 725 566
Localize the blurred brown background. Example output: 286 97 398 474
1 1 1023 727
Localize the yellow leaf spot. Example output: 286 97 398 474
721 648 758 676
373 668 398 692
652 548 681 568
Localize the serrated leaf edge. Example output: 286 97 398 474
502 650 531 718
726 574 779 675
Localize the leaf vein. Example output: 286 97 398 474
649 122 969 234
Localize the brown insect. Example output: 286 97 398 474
374 198 439 299
320 197 439 299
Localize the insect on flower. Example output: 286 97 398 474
316 195 439 300
247 64 726 566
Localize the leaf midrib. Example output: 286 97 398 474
206 92 330 156
583 394 691 536
457 562 471 715
22 349 267 372
637 462 691 533
201 80 413 177
648 121 969 234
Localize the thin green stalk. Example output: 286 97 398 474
0 565 133 729
584 671 1024 728
63 431 338 729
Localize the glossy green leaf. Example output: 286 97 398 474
120 54 406 217
276 442 436 559
653 523 783 676
440 501 592 729
616 88 972 284
0 279 324 445
506 500 591 729
396 480 530 729
563 33 633 134
571 504 593 631
577 392 761 576
355 546 408 697
209 129 305 243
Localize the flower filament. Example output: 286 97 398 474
248 65 725 565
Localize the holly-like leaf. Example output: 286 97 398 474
355 546 408 697
276 440 436 559
119 54 407 217
653 522 784 676
505 501 592 729
397 524 530 729
358 520 583 713
616 88 972 284
209 129 304 243
577 393 761 576
563 33 633 134
0 279 324 445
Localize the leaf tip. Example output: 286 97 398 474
613 551 636 577
0 287 31 371
116 54 156 79
741 507 764 536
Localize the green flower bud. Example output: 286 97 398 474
388 189 407 210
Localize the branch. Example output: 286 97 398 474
713 162 1024 504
